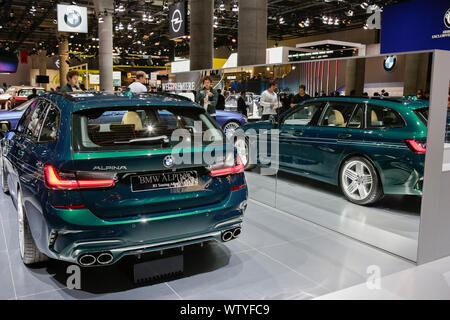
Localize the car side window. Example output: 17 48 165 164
23 101 48 139
282 103 322 126
347 105 364 129
367 104 405 129
38 105 60 142
319 102 358 128
16 99 39 133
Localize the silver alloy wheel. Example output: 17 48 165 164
223 121 240 138
235 137 248 167
17 190 25 259
341 160 373 201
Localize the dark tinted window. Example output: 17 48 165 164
282 103 323 126
39 105 60 142
25 101 48 139
367 104 405 128
347 105 364 128
414 107 428 126
319 102 358 127
16 100 39 133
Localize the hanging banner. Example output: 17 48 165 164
169 1 187 40
57 4 88 33
381 0 450 53
19 50 28 64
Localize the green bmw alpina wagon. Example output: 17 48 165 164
0 92 247 266
239 97 428 205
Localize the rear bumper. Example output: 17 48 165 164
39 187 248 266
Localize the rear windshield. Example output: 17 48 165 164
72 106 225 152
414 107 429 126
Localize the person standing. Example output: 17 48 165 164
195 76 218 118
237 91 247 117
60 71 81 93
27 88 39 100
260 82 279 121
290 84 310 107
216 89 225 110
128 71 148 94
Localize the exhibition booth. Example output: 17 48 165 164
162 50 450 264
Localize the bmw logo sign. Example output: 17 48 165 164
445 8 450 29
163 155 174 168
383 55 397 72
64 9 82 28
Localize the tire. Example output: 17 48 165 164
223 121 241 138
235 136 255 170
0 156 8 194
339 156 383 205
17 188 48 265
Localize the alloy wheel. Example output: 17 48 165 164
341 160 373 201
17 190 25 259
235 137 249 167
223 121 240 138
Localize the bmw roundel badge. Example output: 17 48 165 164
383 55 397 72
64 9 82 28
445 9 450 29
163 155 174 168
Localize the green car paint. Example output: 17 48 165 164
243 97 428 200
1 92 247 266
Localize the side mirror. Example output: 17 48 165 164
0 120 11 134
269 114 279 126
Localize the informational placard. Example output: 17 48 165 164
89 74 100 85
162 82 195 91
57 4 88 33
113 71 122 87
381 0 450 53
169 1 187 40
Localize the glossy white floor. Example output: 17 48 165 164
246 170 421 261
0 186 413 300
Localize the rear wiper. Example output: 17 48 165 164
114 135 170 145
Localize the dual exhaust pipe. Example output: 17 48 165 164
221 227 241 242
79 252 114 266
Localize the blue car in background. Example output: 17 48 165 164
168 92 247 136
0 98 37 130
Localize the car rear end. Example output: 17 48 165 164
42 102 247 266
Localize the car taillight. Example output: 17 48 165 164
45 165 115 190
210 156 245 177
405 139 426 154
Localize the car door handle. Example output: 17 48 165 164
338 133 352 139
294 130 304 137
18 150 25 156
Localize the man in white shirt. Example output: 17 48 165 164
260 82 280 121
128 71 148 94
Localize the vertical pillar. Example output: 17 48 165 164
238 0 267 67
404 53 431 96
345 58 365 96
95 0 114 91
190 0 214 71
58 35 69 88
38 50 47 90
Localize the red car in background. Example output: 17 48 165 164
0 86 45 109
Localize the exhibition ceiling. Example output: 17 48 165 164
0 0 409 64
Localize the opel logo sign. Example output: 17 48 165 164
383 55 397 72
64 9 82 28
171 9 183 33
445 8 450 29
163 155 175 168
